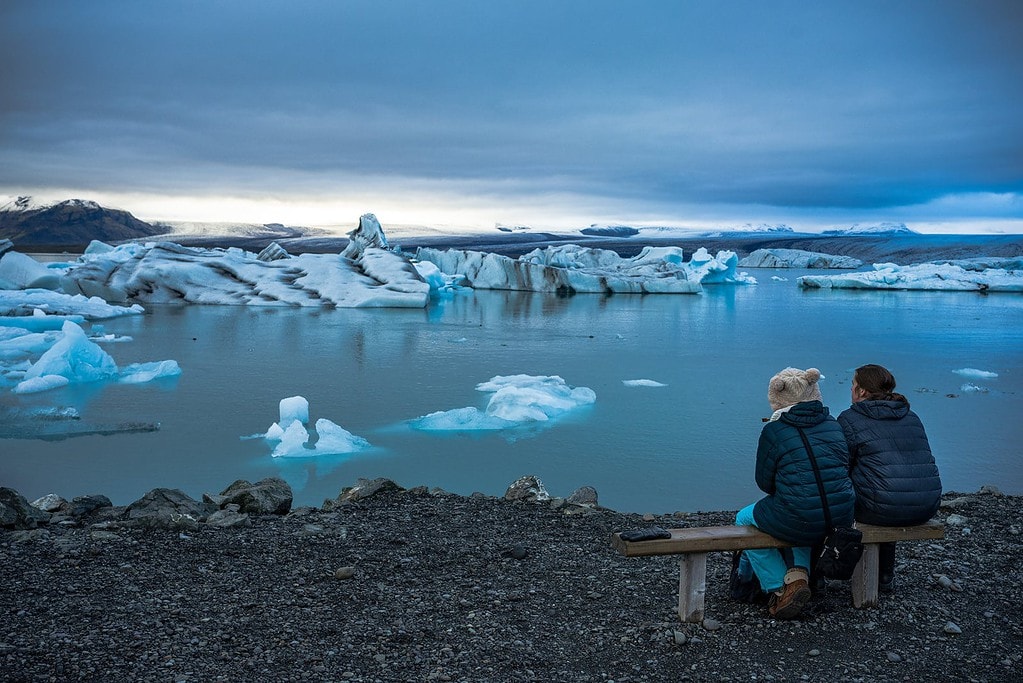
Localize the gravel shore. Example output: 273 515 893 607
3 481 1021 683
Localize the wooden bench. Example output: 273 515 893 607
611 521 944 623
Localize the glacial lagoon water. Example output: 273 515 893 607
3 270 1022 514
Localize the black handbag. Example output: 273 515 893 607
796 427 864 581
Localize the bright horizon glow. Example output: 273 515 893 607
3 189 1020 236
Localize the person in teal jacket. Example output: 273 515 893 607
734 367 856 619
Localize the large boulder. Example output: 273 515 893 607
206 477 293 515
0 488 50 529
504 476 550 503
337 477 404 503
124 488 214 529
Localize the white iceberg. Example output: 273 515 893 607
6 319 180 394
738 248 863 269
411 374 596 432
261 395 370 457
797 262 1023 292
118 360 183 384
623 379 667 387
58 215 430 308
0 289 143 322
414 244 754 295
0 251 61 290
953 368 999 380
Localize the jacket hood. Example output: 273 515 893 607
850 399 910 421
778 400 830 428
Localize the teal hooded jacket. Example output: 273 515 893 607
752 400 856 545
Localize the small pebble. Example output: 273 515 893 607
944 621 963 635
887 652 903 663
334 566 356 580
807 649 820 657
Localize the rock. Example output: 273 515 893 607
887 652 903 662
205 508 251 528
945 513 967 526
702 618 721 631
214 477 293 515
30 493 66 512
7 529 50 542
940 496 973 510
0 488 50 529
978 485 1002 496
933 574 964 592
566 486 598 507
334 566 356 580
337 477 405 503
501 545 527 560
504 476 550 503
944 621 962 635
808 649 821 657
67 494 113 518
90 530 122 541
672 630 688 645
124 488 214 529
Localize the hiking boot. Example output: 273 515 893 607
768 567 811 619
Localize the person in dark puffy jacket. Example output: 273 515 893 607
838 364 942 593
734 367 855 619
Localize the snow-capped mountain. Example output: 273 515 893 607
822 222 918 236
0 196 165 247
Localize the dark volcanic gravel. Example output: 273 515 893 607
3 485 1021 682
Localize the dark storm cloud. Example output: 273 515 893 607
1 0 1021 217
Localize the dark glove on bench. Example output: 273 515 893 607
620 526 672 542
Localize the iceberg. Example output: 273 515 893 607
414 244 754 294
261 395 370 457
0 251 61 290
4 319 179 395
797 262 1023 292
738 248 863 269
0 289 143 322
56 215 429 308
953 368 999 380
411 374 596 432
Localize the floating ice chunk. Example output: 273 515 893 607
0 289 143 320
260 396 371 456
411 406 517 431
412 374 595 432
279 395 309 426
119 360 182 384
272 420 311 457
0 251 61 290
798 262 1023 292
19 320 118 390
960 383 989 393
13 375 70 394
738 248 862 269
771 276 789 282
312 418 371 454
623 379 668 387
0 329 61 360
953 368 999 380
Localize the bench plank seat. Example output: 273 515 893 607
611 521 944 622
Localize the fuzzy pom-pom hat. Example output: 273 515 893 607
768 367 823 411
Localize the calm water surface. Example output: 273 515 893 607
3 271 1022 513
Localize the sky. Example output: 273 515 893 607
1 0 1022 234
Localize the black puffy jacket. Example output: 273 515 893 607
837 400 942 526
752 401 855 545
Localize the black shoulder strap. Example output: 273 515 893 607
795 425 833 531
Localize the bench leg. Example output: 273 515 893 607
851 543 879 608
677 552 708 623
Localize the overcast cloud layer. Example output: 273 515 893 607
2 1 1021 232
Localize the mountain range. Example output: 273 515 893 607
0 197 164 249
